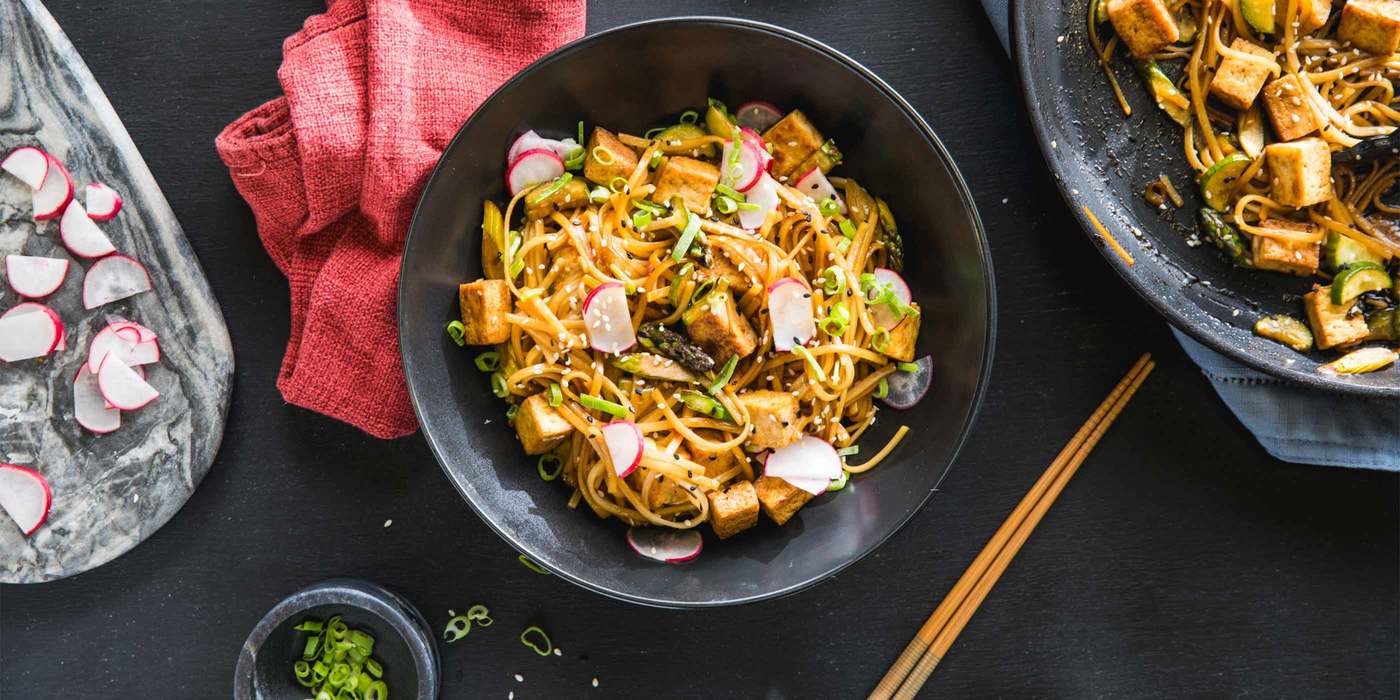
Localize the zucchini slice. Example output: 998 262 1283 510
1322 231 1385 273
1237 106 1265 159
1367 309 1398 342
1136 61 1191 127
1199 153 1252 211
1241 0 1276 34
1319 347 1398 376
1254 314 1314 352
1331 262 1392 304
705 103 736 138
656 123 715 158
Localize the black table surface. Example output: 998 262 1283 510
4 1 1397 697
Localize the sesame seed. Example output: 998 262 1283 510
515 674 524 682
593 679 600 688
383 519 393 528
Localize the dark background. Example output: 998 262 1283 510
3 1 1396 697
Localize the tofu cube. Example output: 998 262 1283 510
1298 0 1333 33
1262 75 1322 141
754 476 814 526
1209 39 1276 110
458 279 512 344
525 178 588 220
1250 220 1321 276
762 110 825 179
689 431 736 477
515 392 573 455
880 304 921 362
1338 0 1400 56
1106 0 1181 58
650 156 720 214
1265 137 1332 208
737 390 801 451
1304 285 1369 349
583 127 639 187
683 289 758 363
702 241 753 294
707 480 760 539
635 472 687 511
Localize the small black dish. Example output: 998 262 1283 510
234 578 439 700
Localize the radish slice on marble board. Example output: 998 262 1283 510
734 101 783 132
84 183 122 221
0 464 52 537
82 255 151 309
106 318 157 343
626 527 703 564
764 435 842 495
5 255 69 298
60 200 116 259
114 327 160 365
0 309 61 361
582 282 636 354
87 323 158 374
600 420 644 478
1 303 65 351
737 173 780 230
881 356 932 410
32 154 73 221
1 147 50 190
506 148 565 197
793 167 846 214
767 277 816 352
97 354 158 410
74 365 121 434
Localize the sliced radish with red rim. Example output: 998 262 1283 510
2 303 65 351
767 277 816 351
0 309 61 361
83 255 152 309
734 101 784 132
764 435 841 496
107 318 158 343
97 354 159 410
582 282 636 354
0 464 52 536
60 200 116 259
87 323 159 374
74 365 121 434
5 255 69 298
721 132 769 193
507 130 579 163
793 167 846 214
506 148 565 197
626 527 703 563
867 267 912 329
32 154 73 221
84 182 122 221
2 147 49 190
737 173 780 230
600 420 644 478
881 356 932 411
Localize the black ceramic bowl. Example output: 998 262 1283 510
399 17 995 607
234 579 439 700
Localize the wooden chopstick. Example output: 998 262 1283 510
869 353 1155 700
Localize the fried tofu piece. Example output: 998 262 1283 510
515 392 573 455
1209 39 1276 110
1338 0 1400 56
634 471 688 511
880 304 921 363
1266 137 1332 208
650 156 720 214
1304 285 1369 349
1298 0 1333 33
584 127 639 187
683 288 758 363
689 431 736 477
754 476 814 526
525 178 588 220
1262 75 1322 142
702 241 753 294
762 110 825 179
1251 220 1321 276
708 480 760 539
1106 0 1180 58
458 279 512 344
738 390 801 451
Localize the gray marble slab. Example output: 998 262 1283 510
0 0 233 582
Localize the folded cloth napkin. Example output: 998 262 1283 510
216 0 586 438
978 0 1399 470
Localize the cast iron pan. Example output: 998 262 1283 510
399 18 995 607
1013 1 1400 397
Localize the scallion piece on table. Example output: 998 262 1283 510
579 393 629 418
707 355 738 394
443 615 471 643
474 351 501 372
445 321 466 347
671 203 702 261
518 554 551 575
520 625 554 656
538 454 563 481
466 604 493 626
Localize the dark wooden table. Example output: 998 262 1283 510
4 1 1396 697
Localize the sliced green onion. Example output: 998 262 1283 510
708 97 728 113
821 266 846 297
365 658 383 679
871 328 891 353
708 355 739 394
735 201 760 212
538 454 563 481
671 203 702 262
548 382 563 407
633 199 667 216
518 554 551 575
649 150 664 169
859 272 879 291
520 626 554 656
350 630 374 655
668 263 694 308
294 617 388 699
679 109 700 125
466 604 493 626
577 120 585 144
294 620 325 633
328 663 351 688
820 304 851 336
793 345 828 382
530 173 573 205
836 237 852 254
327 618 348 641
508 257 526 278
490 371 509 398
644 126 667 139
819 197 842 217
303 635 322 660
294 661 315 687
632 210 653 229
505 404 519 422
579 393 629 418
897 361 919 372
836 445 860 456
839 219 858 239
443 615 471 643
591 145 614 166
688 277 716 308
608 176 628 193
588 186 610 203
679 390 733 421
724 126 743 184
365 681 388 700
312 661 329 684
714 195 738 215
875 377 890 399
563 148 586 170
715 183 745 201
474 351 501 372
446 320 466 347
827 469 850 492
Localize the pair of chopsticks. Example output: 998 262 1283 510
869 353 1156 700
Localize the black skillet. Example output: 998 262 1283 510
1013 1 1400 397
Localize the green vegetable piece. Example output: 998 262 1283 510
579 393 629 418
474 351 501 372
1199 152 1252 211
1198 208 1253 267
656 123 715 157
1332 262 1392 305
520 625 553 656
529 173 574 205
671 202 703 261
466 604 493 626
875 198 905 272
637 322 716 374
678 389 733 421
705 102 736 137
827 469 850 492
1136 61 1192 127
612 352 700 383
294 660 315 687
708 354 739 394
874 377 890 399
1365 309 1398 341
1092 0 1108 24
1322 231 1385 273
1241 0 1275 33
1253 314 1314 352
365 681 389 700
446 321 466 347
518 554 551 575
538 454 563 481
1319 347 1398 375
443 615 471 643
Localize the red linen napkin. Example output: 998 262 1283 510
215 0 586 438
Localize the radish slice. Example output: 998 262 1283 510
735 101 784 132
5 255 69 298
32 154 73 221
737 174 780 230
82 255 152 309
74 365 121 434
107 318 158 343
882 356 932 411
0 310 60 361
866 267 913 329
582 282 636 354
600 420 644 478
1 147 49 189
0 464 52 536
765 435 841 495
507 130 579 163
626 527 703 564
721 132 770 193
767 277 816 351
2 303 65 351
60 200 117 259
793 167 846 214
84 183 123 221
87 324 158 373
506 148 565 197
97 354 159 410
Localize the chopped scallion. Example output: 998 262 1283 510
714 195 738 215
588 186 610 203
735 201 760 212
679 390 733 421
548 382 562 407
871 328 891 353
839 219 858 239
715 183 745 201
505 404 519 422
819 197 842 217
644 126 667 139
836 445 860 456
563 147 586 171
466 604 493 626
793 345 828 382
827 469 850 492
897 361 919 372
632 210 653 229
445 320 466 347
490 372 509 398
649 150 663 169
678 109 699 125
579 393 629 418
520 625 554 656
875 377 890 399
633 199 667 215
294 620 325 633
708 355 739 394
538 454 563 481
836 237 852 254
590 145 614 165
671 203 702 261
474 351 501 372
443 615 471 643
821 266 846 297
291 616 389 699
820 304 851 336
608 176 628 193
518 554 551 575
576 120 584 144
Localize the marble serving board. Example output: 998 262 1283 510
0 0 234 583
